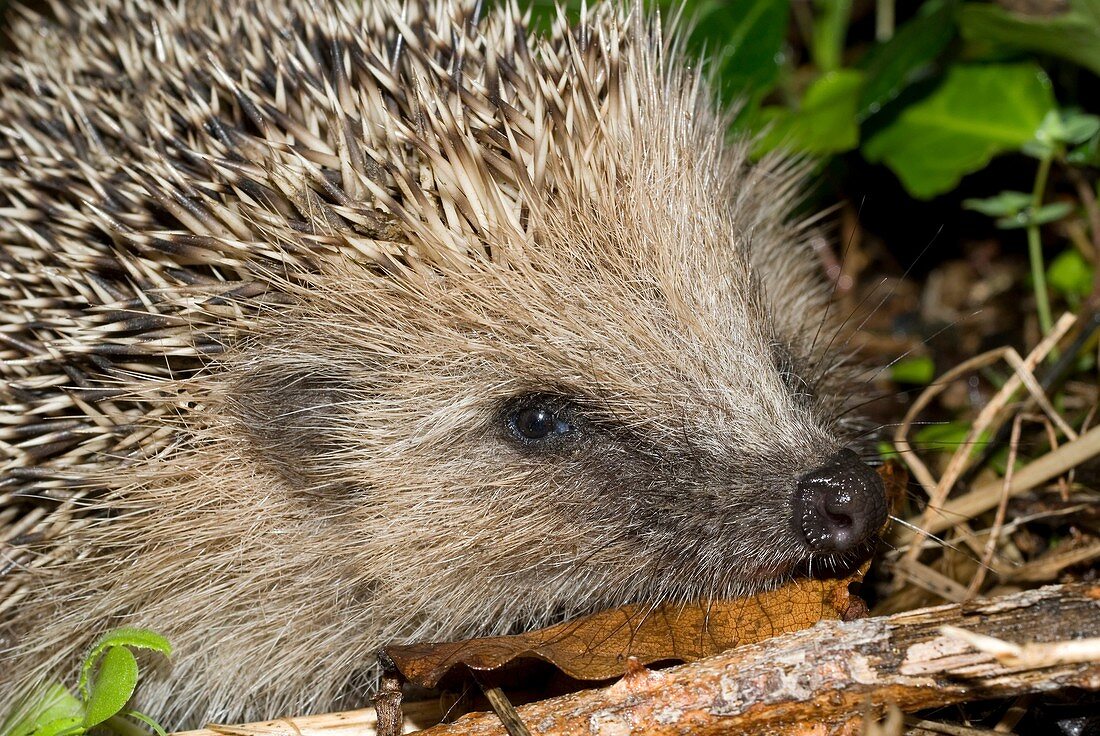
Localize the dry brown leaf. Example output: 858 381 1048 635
880 459 910 512
384 566 867 688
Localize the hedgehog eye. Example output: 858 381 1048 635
509 402 573 442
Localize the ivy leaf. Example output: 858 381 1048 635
83 647 139 729
957 0 1100 77
863 63 1055 198
754 70 864 155
686 0 790 104
858 0 956 120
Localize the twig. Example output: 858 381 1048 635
940 625 1100 668
372 666 405 736
1065 166 1100 259
472 675 532 736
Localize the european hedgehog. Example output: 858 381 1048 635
0 0 887 727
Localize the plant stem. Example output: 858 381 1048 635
1029 154 1054 336
106 715 152 736
876 0 895 41
812 0 852 73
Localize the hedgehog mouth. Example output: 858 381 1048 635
790 539 878 580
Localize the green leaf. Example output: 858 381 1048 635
963 191 1032 217
890 356 935 385
858 0 956 120
913 422 991 456
83 647 139 729
1026 110 1066 158
0 684 83 736
863 63 1055 198
95 629 173 658
958 0 1100 77
989 445 1026 476
687 0 790 102
914 422 970 448
1060 111 1100 145
79 629 172 699
995 201 1073 229
755 69 865 155
877 441 900 460
1024 110 1100 158
1030 201 1074 225
1076 348 1098 372
1068 131 1100 165
26 719 82 736
1047 249 1096 299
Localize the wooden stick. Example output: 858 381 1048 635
472 677 532 736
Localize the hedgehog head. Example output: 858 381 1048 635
228 102 882 631
0 0 884 724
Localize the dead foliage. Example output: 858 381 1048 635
383 564 868 689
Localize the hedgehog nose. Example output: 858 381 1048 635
794 449 887 554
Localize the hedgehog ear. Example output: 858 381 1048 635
230 365 361 497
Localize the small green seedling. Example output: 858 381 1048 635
890 355 935 385
1047 249 1096 306
1022 109 1100 161
963 191 1072 231
962 108 1098 336
1 629 172 736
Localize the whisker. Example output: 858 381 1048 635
813 225 944 391
887 515 998 572
808 197 865 358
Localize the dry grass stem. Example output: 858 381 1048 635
965 414 1023 597
898 423 1100 543
940 625 1100 669
893 313 1077 563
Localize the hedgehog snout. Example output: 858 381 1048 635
793 448 887 554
